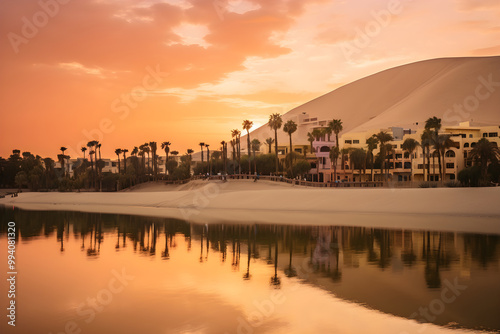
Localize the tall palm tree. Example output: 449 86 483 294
329 119 343 148
307 132 315 153
366 136 379 181
143 144 150 176
161 141 171 175
131 146 139 156
149 142 157 179
421 129 432 181
251 139 261 174
324 125 333 142
425 117 442 180
265 137 274 154
81 147 87 160
283 120 297 172
115 149 122 174
268 113 283 174
60 147 67 177
384 143 394 180
402 138 419 182
330 146 340 182
350 148 367 182
199 142 205 165
220 141 227 174
242 120 253 157
374 131 393 180
435 134 454 181
469 138 500 185
122 149 129 174
205 144 210 175
87 141 96 186
231 130 241 174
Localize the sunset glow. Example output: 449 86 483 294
1 0 499 158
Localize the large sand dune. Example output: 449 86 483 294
242 56 500 147
2 180 499 234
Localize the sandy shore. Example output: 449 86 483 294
1 180 499 234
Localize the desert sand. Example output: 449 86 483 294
1 180 499 234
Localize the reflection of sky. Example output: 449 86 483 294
1 224 497 334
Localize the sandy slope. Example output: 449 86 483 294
237 56 500 149
1 180 499 234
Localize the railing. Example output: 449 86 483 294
190 174 385 188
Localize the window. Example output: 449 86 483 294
489 132 498 137
353 140 359 144
112 162 117 167
320 146 330 153
463 151 467 158
395 162 402 168
471 142 477 148
445 150 455 158
461 134 466 138
417 164 423 169
404 152 409 159
446 163 454 169
404 162 411 169
483 133 488 137
294 148 302 153
469 134 473 138
396 154 403 159
392 144 397 149
344 140 352 144
464 143 469 148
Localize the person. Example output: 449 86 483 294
254 173 260 182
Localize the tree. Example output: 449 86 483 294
402 138 419 182
149 142 157 179
329 119 343 148
231 130 241 174
350 148 367 182
220 141 227 174
242 120 253 157
469 138 500 185
81 147 87 160
283 120 297 176
293 160 311 179
143 144 151 176
251 139 261 174
329 146 340 183
205 144 211 175
366 136 379 181
421 129 432 181
268 113 283 174
434 134 454 181
60 147 67 177
187 149 194 174
122 149 129 174
199 142 205 166
384 143 394 180
307 132 315 153
425 117 442 180
160 142 170 175
374 131 393 180
265 137 274 154
115 149 122 174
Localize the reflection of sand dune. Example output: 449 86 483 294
243 56 500 145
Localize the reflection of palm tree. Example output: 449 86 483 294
243 230 251 280
270 226 281 287
424 232 442 289
285 230 297 278
162 224 169 259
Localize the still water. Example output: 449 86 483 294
0 208 499 334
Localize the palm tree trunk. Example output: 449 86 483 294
274 129 279 174
437 152 442 182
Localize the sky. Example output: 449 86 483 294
1 0 499 159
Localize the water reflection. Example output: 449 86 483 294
0 207 499 333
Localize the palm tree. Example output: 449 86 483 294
366 136 379 181
402 138 419 182
307 132 315 153
329 119 343 148
265 137 274 154
81 147 87 160
131 146 139 156
161 141 171 175
149 142 157 179
87 141 96 186
187 149 194 174
469 138 500 185
220 141 227 174
59 147 67 177
426 117 442 180
199 142 205 165
251 139 261 174
330 146 340 183
324 125 333 142
350 148 367 182
242 120 253 157
374 131 393 180
384 143 394 180
283 120 297 173
268 113 283 174
143 144 151 176
205 144 210 175
122 149 129 174
115 149 122 174
231 130 242 174
435 134 454 181
421 129 432 181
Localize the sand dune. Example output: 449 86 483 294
2 180 499 234
241 56 500 147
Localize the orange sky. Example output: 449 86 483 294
1 0 499 159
